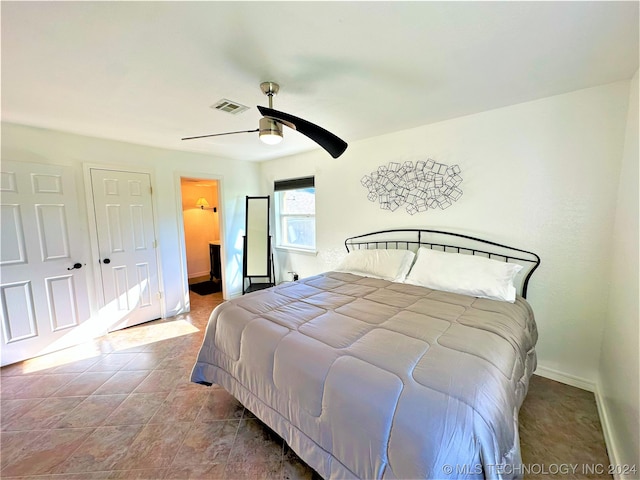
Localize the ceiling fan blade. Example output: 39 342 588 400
257 106 348 158
182 128 258 141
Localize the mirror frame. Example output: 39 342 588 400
243 196 274 293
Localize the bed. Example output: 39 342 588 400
191 229 540 479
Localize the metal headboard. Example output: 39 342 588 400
344 229 541 299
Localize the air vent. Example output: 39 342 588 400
210 99 249 115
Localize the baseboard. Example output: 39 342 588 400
534 365 595 392
188 272 210 283
594 385 624 478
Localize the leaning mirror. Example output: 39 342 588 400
243 196 274 293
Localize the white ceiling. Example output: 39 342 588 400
2 1 638 162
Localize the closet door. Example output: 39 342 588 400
1 161 90 366
90 168 161 331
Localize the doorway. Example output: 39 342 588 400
180 178 223 303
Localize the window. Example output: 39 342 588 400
274 176 316 252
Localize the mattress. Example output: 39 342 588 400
191 271 538 479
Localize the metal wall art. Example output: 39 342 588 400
360 159 463 215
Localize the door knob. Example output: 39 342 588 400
103 258 111 264
67 262 83 270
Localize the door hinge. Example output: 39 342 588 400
157 291 163 299
150 186 153 195
153 240 158 248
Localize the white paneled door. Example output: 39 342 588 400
89 169 161 332
1 161 91 366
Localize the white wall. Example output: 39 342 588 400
597 71 639 475
1 122 261 316
260 81 631 386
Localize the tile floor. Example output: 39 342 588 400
1 292 611 479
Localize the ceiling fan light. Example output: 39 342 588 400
259 117 283 145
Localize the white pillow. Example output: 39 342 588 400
404 247 523 302
335 249 416 282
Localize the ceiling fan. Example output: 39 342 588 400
182 82 348 159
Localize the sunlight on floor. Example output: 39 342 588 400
21 342 103 374
22 320 200 374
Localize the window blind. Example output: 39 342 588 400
274 176 315 191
